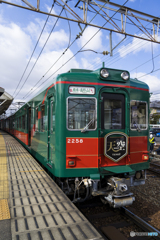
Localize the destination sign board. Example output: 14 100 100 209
69 86 95 95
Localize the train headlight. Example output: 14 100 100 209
100 69 109 78
121 71 129 80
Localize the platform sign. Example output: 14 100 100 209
104 132 128 162
69 86 95 95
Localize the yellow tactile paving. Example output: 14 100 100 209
0 133 9 199
0 199 10 220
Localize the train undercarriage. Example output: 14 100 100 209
56 170 146 208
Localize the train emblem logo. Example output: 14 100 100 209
104 132 128 162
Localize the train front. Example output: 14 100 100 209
58 67 150 208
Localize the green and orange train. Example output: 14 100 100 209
1 66 150 208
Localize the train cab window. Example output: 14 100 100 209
35 108 38 131
101 93 125 129
41 105 45 132
22 115 25 129
130 100 147 130
67 98 97 130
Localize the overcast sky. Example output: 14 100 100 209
1 0 160 111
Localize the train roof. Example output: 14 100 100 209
6 67 149 119
28 67 149 100
129 77 149 90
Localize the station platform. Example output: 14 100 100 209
0 131 103 240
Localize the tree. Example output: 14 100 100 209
150 114 160 124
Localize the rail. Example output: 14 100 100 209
121 207 160 240
77 199 160 240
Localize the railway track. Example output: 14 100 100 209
149 162 160 176
76 198 160 240
149 154 160 175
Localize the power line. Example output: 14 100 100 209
12 3 54 97
79 3 156 70
92 11 160 70
104 36 155 71
130 52 160 72
138 67 160 79
91 34 146 69
102 16 160 71
104 36 148 67
134 41 157 79
64 9 71 48
23 0 129 100
14 3 67 99
22 35 78 100
22 0 109 99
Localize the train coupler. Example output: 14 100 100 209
103 194 135 208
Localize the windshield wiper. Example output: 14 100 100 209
81 114 96 133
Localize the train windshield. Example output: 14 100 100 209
130 100 147 130
101 93 125 129
67 98 96 130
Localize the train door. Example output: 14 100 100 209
28 107 31 146
47 96 55 165
99 90 129 167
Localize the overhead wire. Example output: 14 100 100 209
22 0 110 99
64 9 71 48
14 0 160 100
102 19 160 72
14 2 68 99
138 67 160 79
22 18 77 99
23 0 129 100
75 4 159 70
92 11 160 70
94 29 153 69
137 41 159 79
138 41 155 77
12 3 54 97
91 36 146 69
130 52 160 72
92 33 155 71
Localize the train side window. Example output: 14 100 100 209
25 114 27 129
41 105 45 132
51 101 55 132
22 115 25 129
19 117 21 129
67 97 97 130
130 100 147 130
35 108 38 131
51 101 53 132
6 120 9 129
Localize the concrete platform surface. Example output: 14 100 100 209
0 131 103 240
